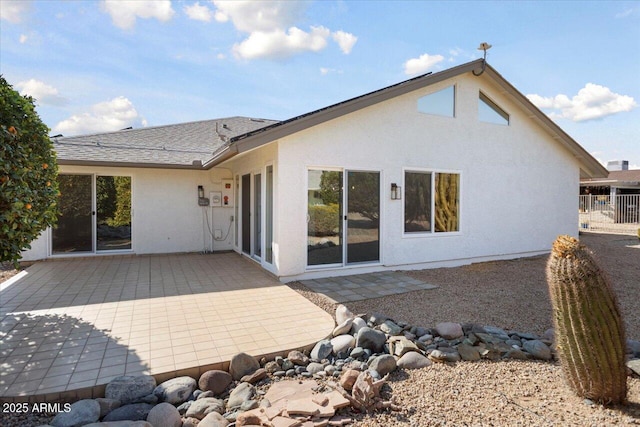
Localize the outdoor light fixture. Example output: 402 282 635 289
391 183 401 200
198 185 204 199
472 42 492 76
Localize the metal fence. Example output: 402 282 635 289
579 194 640 235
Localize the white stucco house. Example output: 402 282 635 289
22 59 608 281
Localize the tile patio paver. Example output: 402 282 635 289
0 253 334 399
300 271 438 303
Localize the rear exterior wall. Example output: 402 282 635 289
273 73 581 280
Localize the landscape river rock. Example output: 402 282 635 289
23 304 640 427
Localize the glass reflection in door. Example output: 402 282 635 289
96 176 131 251
346 171 380 263
52 174 93 253
307 170 343 266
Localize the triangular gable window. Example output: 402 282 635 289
479 92 509 125
418 85 455 117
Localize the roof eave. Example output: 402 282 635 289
231 60 485 154
58 159 205 170
203 145 239 169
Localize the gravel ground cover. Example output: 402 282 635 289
292 232 640 426
1 233 638 426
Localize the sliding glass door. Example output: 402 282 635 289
96 176 132 251
346 171 380 263
307 170 343 266
307 169 380 267
239 168 274 264
52 174 131 254
53 175 93 253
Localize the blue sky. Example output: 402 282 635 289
2 0 639 168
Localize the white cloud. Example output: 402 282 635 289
320 67 342 75
212 0 307 33
527 83 637 122
213 0 355 60
101 0 175 30
15 79 68 106
0 0 30 23
233 26 330 60
404 53 445 75
53 97 145 136
184 2 213 22
19 34 28 43
332 31 357 54
615 8 633 18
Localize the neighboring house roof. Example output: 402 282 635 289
581 169 640 187
54 59 607 179
54 116 277 169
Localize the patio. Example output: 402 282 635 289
0 253 334 402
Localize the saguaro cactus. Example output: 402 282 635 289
546 235 627 404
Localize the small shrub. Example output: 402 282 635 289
308 203 339 236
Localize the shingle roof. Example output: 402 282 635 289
54 116 277 169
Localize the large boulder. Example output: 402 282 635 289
185 397 225 419
146 402 182 427
153 376 197 405
335 304 355 324
331 334 355 355
51 399 100 427
229 352 260 381
369 354 397 376
355 327 386 353
105 375 156 405
103 403 154 422
332 318 354 337
397 352 432 369
522 339 552 360
95 398 121 418
227 382 255 409
310 339 333 360
287 350 309 366
350 317 367 335
199 370 233 395
435 322 464 340
198 411 230 427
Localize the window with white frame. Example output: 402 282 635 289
404 170 460 233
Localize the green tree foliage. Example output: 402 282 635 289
319 171 342 205
111 176 131 227
347 171 379 222
1 76 59 266
97 175 117 221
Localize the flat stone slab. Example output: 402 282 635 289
300 271 437 303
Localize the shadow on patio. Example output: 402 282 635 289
0 252 334 401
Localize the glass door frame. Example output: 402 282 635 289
50 173 133 256
306 167 382 270
51 173 94 255
239 166 274 265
